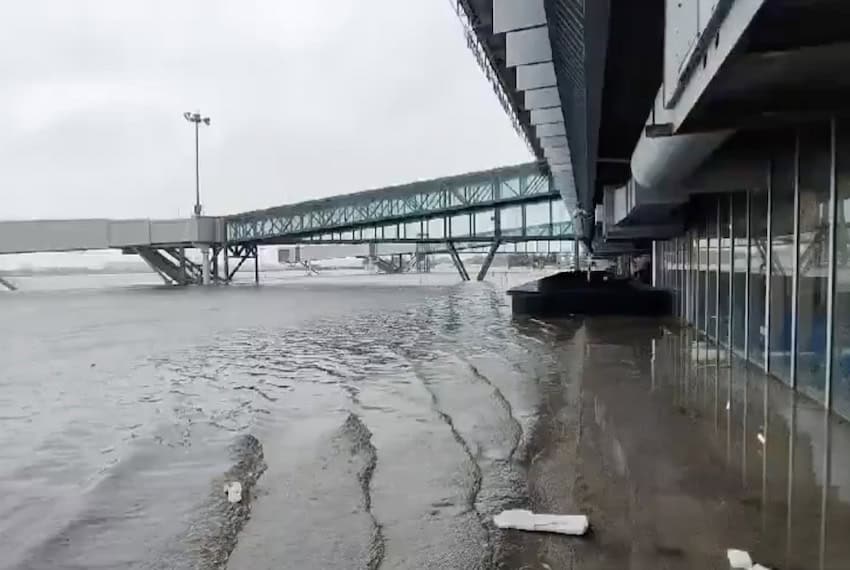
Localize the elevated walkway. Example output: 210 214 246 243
0 217 223 255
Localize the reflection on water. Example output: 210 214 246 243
651 326 850 570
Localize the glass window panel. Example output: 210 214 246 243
525 201 550 226
501 178 521 198
719 197 732 348
552 199 569 223
750 182 769 366
405 221 420 240
796 123 831 402
707 202 718 338
732 192 748 353
680 237 688 318
450 214 470 238
834 119 850 418
698 219 707 332
474 211 495 236
769 132 796 385
501 206 523 236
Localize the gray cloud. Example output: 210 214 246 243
0 0 531 220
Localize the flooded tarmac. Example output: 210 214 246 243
2 272 849 568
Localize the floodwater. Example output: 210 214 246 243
2 271 850 569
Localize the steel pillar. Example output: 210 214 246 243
226 244 252 281
476 240 501 281
179 246 187 285
223 244 230 284
447 241 470 281
254 244 260 284
200 246 211 285
211 246 219 282
573 238 580 270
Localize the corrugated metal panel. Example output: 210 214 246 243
544 0 610 239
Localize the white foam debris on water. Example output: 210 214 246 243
752 565 772 570
224 481 243 504
493 509 589 536
727 548 753 568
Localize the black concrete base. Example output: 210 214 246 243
508 271 673 317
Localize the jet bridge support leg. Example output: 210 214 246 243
476 240 501 281
447 241 470 281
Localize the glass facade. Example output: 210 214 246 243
656 119 850 419
731 192 747 354
768 133 795 385
834 119 850 418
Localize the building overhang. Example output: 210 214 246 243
455 0 664 243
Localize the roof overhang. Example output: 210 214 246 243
455 0 664 242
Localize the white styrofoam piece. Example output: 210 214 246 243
493 0 546 34
506 26 552 67
224 481 243 503
493 509 589 536
727 548 753 568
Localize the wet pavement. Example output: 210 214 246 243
230 310 850 569
4 273 850 568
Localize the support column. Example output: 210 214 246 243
200 246 211 285
223 245 230 284
0 275 17 291
212 246 219 282
573 238 580 270
476 240 500 281
652 241 659 287
254 244 260 284
179 246 187 286
447 241 470 281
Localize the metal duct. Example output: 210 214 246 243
631 129 733 189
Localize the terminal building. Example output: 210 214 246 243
458 0 850 420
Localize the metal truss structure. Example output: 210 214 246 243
225 163 572 244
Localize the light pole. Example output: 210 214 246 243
183 111 211 217
184 111 211 284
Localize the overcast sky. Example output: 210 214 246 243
0 0 531 221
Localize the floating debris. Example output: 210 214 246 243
727 548 753 568
224 481 243 503
493 509 589 536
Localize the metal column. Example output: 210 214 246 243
447 242 470 281
254 244 260 284
790 133 801 387
476 240 501 281
179 246 187 286
825 117 839 410
223 244 230 284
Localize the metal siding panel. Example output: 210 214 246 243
516 62 558 89
531 107 564 124
108 220 151 247
540 135 569 148
506 26 553 66
536 122 567 137
0 220 110 254
525 87 561 109
493 0 547 33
